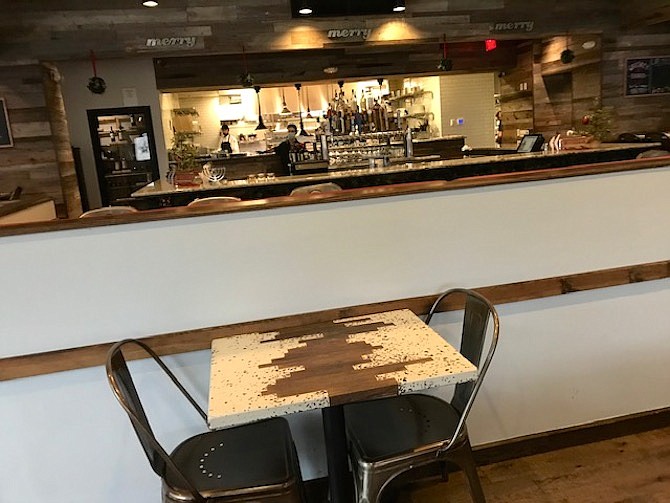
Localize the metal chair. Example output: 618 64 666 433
79 205 139 218
289 182 342 196
344 288 500 503
187 197 242 208
106 339 306 503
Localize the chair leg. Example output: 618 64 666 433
443 440 486 503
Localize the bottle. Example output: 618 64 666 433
404 127 413 158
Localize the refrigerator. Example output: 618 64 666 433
87 106 160 206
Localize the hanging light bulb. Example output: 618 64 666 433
254 86 267 130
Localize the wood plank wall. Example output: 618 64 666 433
532 35 602 141
499 42 534 146
602 27 670 135
0 64 65 215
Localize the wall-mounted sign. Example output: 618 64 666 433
625 56 670 96
145 37 200 49
327 28 372 41
0 98 13 148
490 21 534 33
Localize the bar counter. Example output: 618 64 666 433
131 143 658 209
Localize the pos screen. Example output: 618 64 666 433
517 134 545 153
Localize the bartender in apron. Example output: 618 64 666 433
218 124 239 154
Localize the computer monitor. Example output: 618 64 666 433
517 134 545 153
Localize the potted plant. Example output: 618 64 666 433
169 132 202 186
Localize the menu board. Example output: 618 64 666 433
625 56 670 96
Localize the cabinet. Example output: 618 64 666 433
87 106 160 206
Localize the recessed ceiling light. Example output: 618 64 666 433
143 0 158 7
323 66 338 74
393 0 406 12
582 40 597 50
298 1 312 15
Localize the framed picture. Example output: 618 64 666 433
0 98 13 148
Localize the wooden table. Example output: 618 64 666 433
208 309 477 503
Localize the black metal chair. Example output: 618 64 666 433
344 288 500 503
106 339 306 503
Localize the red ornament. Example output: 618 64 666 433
485 39 497 52
581 115 591 125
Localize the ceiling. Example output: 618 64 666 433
0 1 667 63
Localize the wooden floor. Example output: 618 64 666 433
384 426 670 503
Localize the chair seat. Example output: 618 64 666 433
345 394 464 463
166 417 301 500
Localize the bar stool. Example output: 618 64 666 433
186 197 242 208
79 205 138 218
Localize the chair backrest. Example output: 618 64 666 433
424 288 499 446
80 206 138 218
106 339 207 501
186 196 241 208
290 182 342 196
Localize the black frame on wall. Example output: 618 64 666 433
0 98 14 148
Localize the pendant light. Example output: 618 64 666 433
298 0 313 15
280 87 292 115
295 83 309 136
254 86 267 130
305 86 313 119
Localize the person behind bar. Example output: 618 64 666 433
218 124 239 154
274 124 304 173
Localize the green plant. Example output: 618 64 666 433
170 132 200 172
577 97 615 141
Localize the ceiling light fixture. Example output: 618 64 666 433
298 1 313 15
142 0 158 7
393 0 406 13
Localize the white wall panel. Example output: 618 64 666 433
1 165 669 501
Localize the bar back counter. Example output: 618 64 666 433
1 154 669 502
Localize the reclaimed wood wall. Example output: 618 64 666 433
0 64 65 215
499 42 534 146
532 35 602 141
602 27 670 135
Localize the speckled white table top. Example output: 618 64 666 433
208 309 477 430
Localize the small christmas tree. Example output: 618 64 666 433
578 97 615 141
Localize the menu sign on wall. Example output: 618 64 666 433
625 56 670 96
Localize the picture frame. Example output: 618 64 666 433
0 97 14 148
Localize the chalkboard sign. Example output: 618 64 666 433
625 56 670 96
0 98 13 148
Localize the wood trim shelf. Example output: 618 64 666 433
1 259 668 382
0 156 668 238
